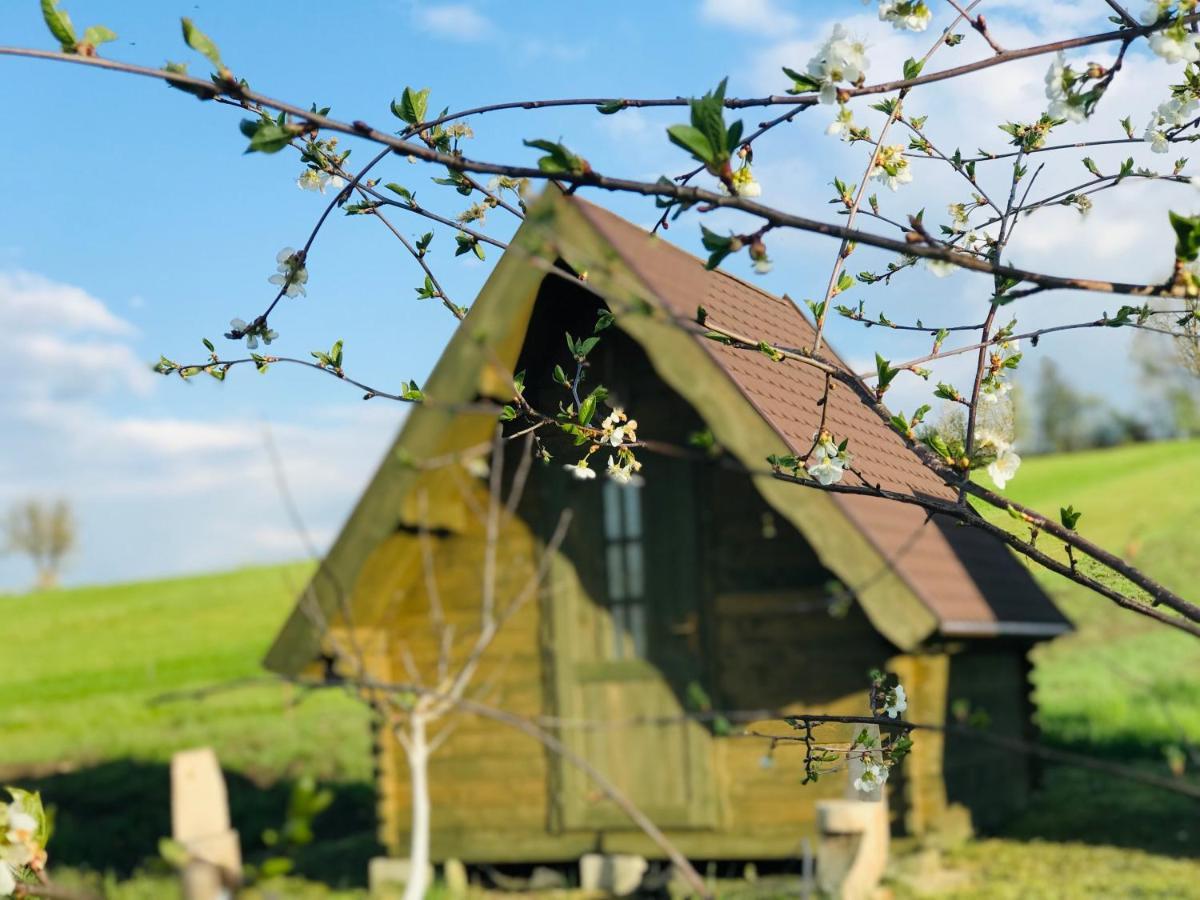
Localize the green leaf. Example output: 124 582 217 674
700 225 735 270
782 66 822 94
575 336 600 358
692 78 733 164
385 182 414 203
666 125 715 165
241 119 295 154
523 139 589 175
41 0 77 51
758 340 784 363
181 17 224 70
414 276 436 301
922 432 951 459
1169 210 1200 262
596 99 626 114
669 79 738 172
578 392 597 425
202 337 215 352
934 382 961 402
1059 505 1083 530
875 353 899 393
82 24 117 48
391 86 431 125
903 57 925 80
454 233 480 258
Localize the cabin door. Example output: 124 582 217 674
546 459 717 831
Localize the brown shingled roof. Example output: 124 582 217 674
573 198 1068 636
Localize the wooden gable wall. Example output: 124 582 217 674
362 262 1034 862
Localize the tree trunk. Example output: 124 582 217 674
402 714 431 900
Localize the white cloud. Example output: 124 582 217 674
413 3 494 41
0 271 153 407
0 267 403 590
700 0 800 35
0 269 135 335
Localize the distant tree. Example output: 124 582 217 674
1134 318 1200 439
4 499 76 590
1036 359 1090 453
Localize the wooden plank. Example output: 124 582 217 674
412 826 821 863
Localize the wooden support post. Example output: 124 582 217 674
815 725 890 900
170 748 242 900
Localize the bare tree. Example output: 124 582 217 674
4 500 76 591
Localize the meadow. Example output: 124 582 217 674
1 440 1198 896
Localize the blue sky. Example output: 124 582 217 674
0 0 1191 588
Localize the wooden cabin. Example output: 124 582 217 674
264 189 1069 864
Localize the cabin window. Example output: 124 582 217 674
602 478 647 659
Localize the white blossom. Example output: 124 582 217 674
806 24 870 105
876 0 932 32
228 317 277 350
729 164 762 197
988 446 1022 489
564 460 597 481
297 169 346 194
606 456 634 484
1149 25 1200 64
806 432 851 485
0 861 14 897
826 105 855 140
982 380 1012 404
1145 121 1171 153
927 258 956 278
1044 53 1087 124
269 246 309 298
868 144 913 191
853 760 890 793
1140 0 1168 25
948 202 970 233
884 684 908 718
601 409 638 446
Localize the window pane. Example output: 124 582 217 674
606 543 627 600
611 603 628 660
603 480 623 540
628 603 647 659
623 482 642 539
625 541 644 598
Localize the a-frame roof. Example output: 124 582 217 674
264 189 1067 676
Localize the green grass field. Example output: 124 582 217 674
1 440 1198 896
976 439 1200 754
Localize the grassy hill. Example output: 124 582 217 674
0 440 1197 895
0 564 377 889
976 439 1200 752
0 562 370 781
